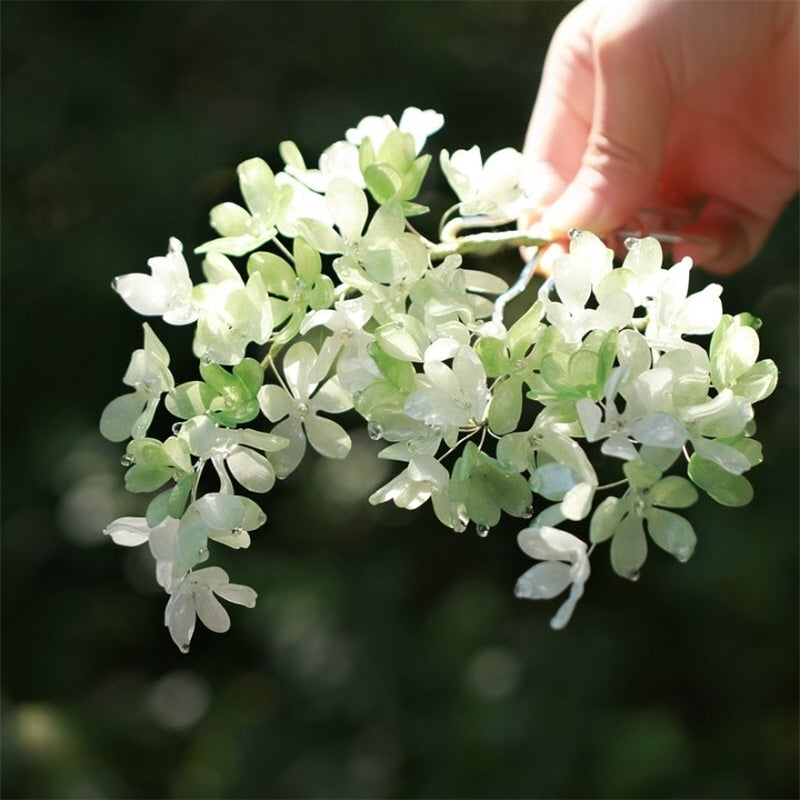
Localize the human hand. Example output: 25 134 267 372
522 0 799 273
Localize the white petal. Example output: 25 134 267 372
104 516 150 546
514 562 572 600
165 587 196 651
214 582 257 608
227 448 276 493
304 414 351 459
194 586 231 633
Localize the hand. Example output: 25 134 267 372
522 0 799 273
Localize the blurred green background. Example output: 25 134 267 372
2 2 797 798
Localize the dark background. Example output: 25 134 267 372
2 2 798 798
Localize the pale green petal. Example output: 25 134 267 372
304 414 351 459
194 492 266 531
100 392 145 442
227 448 275 493
610 512 647 579
258 384 295 422
238 157 275 215
646 507 697 561
327 177 367 241
209 202 251 236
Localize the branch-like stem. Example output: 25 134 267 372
428 231 550 261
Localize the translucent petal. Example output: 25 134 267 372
237 157 275 215
561 481 595 521
549 579 586 630
227 448 275 493
327 177 367 241
165 588 196 651
268 418 306 478
629 413 688 449
104 516 150 546
194 493 266 531
114 273 170 316
515 562 572 600
313 377 353 414
214 582 257 607
646 507 697 562
257 385 295 422
610 512 647 579
304 414 351 459
209 202 251 237
100 392 145 442
692 437 751 475
194 586 231 633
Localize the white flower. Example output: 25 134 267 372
440 146 526 218
404 345 490 447
346 107 444 155
113 237 197 324
178 414 288 494
257 341 353 477
282 138 364 193
165 566 257 653
99 323 175 441
196 158 291 256
192 253 273 365
300 295 376 389
541 231 633 343
645 258 722 349
514 525 590 629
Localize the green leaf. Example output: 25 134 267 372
646 507 697 562
688 454 754 506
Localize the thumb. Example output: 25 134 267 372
541 12 673 236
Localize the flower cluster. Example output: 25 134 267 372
102 107 777 650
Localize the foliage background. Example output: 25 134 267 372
1 2 797 798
